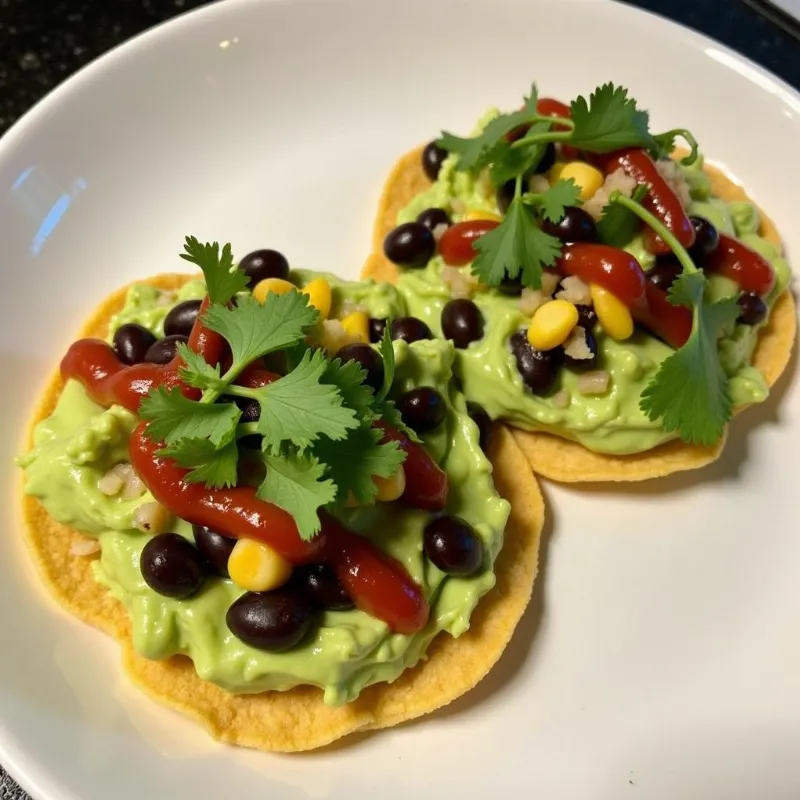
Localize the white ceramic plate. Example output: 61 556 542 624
2 0 799 797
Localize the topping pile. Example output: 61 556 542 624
381 83 778 446
57 237 496 654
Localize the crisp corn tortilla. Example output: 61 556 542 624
364 146 797 482
20 273 544 751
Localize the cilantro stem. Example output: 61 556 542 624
236 422 259 438
198 363 257 405
226 385 259 400
658 128 699 165
509 129 573 150
608 191 698 275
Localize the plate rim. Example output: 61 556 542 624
1 0 799 798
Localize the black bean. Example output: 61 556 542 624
497 180 516 215
390 316 433 344
337 343 385 393
144 334 188 365
296 564 354 611
532 142 557 175
562 326 599 370
688 216 719 263
441 299 484 349
140 533 205 599
423 516 484 576
466 402 492 452
226 588 315 652
238 249 290 286
498 274 523 296
192 525 236 578
422 141 448 181
397 387 447 433
416 207 451 232
542 207 598 244
164 299 202 337
383 222 436 269
510 331 559 395
113 323 157 365
576 304 598 329
647 258 683 291
737 293 768 326
369 317 388 343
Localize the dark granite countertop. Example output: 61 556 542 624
0 0 798 798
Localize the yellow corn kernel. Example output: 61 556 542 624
463 209 502 223
228 538 292 593
373 466 406 502
252 277 295 304
590 284 634 341
547 162 566 184
302 278 332 319
527 299 579 351
340 311 369 343
558 162 605 202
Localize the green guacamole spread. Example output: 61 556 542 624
20 276 509 705
391 111 792 454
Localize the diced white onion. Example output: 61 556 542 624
577 370 611 395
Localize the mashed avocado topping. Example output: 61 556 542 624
390 111 791 454
20 275 509 705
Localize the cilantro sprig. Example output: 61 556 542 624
139 237 410 539
437 83 700 292
472 178 580 289
609 194 739 445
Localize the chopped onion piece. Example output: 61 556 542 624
134 502 172 534
556 275 592 306
552 389 571 409
70 537 100 557
519 288 546 316
577 370 611 395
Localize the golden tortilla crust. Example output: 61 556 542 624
21 273 545 751
364 146 797 482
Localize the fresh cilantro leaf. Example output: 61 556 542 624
377 323 395 401
488 121 552 186
471 197 561 289
139 387 241 446
438 84 539 173
254 349 358 452
596 183 648 247
314 425 405 506
569 83 654 153
650 128 699 165
323 356 374 417
203 291 318 368
523 178 582 222
257 451 336 540
180 236 248 305
176 342 226 391
640 272 739 445
159 437 239 489
371 396 419 442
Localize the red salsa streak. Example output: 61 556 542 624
322 515 429 635
633 282 693 349
61 296 226 412
557 243 647 309
591 148 695 256
439 219 499 267
377 422 448 511
129 423 323 563
705 233 775 297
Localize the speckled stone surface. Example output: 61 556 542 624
0 0 798 797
